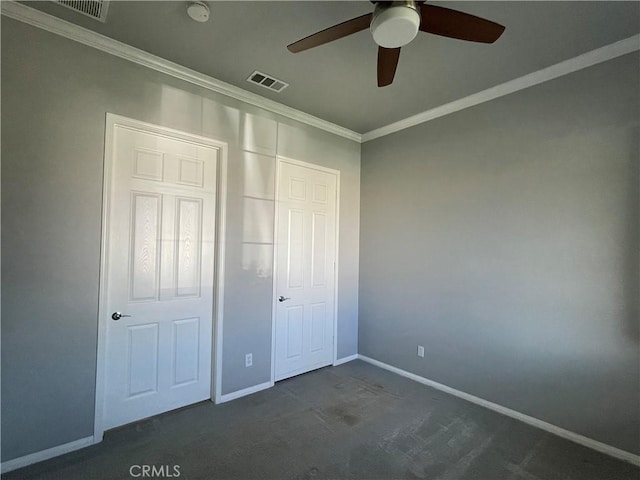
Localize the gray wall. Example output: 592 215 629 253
1 18 359 461
360 53 639 455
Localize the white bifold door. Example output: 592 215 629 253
103 124 218 430
274 160 338 381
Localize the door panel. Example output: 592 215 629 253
104 125 217 429
127 323 159 397
130 193 161 301
274 161 337 381
310 303 326 352
286 306 304 359
175 197 203 297
288 209 305 289
311 213 327 287
172 317 200 386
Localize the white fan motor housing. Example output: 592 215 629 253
371 3 421 48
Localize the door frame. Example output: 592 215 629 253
270 156 341 384
94 113 228 442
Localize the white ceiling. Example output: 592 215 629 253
22 1 640 133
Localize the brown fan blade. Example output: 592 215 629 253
420 5 505 44
378 47 401 87
287 13 373 53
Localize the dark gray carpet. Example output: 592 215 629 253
6 360 639 479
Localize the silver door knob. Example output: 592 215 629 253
278 296 291 302
111 312 132 321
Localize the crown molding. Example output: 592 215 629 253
362 33 640 142
0 1 362 143
3 1 638 145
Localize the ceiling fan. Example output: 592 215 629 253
287 1 505 87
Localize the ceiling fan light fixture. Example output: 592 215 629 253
370 2 421 48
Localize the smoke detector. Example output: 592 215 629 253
187 2 209 23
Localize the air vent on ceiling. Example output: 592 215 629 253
55 0 110 22
247 71 289 93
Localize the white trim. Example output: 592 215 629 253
3 2 638 145
271 156 341 384
362 34 640 142
212 141 228 405
357 355 640 467
277 156 343 177
1 436 95 474
218 381 273 404
270 156 282 386
0 1 361 143
93 112 115 443
269 154 283 386
333 173 342 366
94 114 228 439
333 353 358 366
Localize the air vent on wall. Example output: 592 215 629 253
247 71 289 93
55 0 109 22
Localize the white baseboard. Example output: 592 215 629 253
5 361 637 473
218 381 273 403
333 354 358 366
221 354 358 403
357 355 640 467
1 436 96 474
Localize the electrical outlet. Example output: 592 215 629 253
245 353 253 367
417 345 425 358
